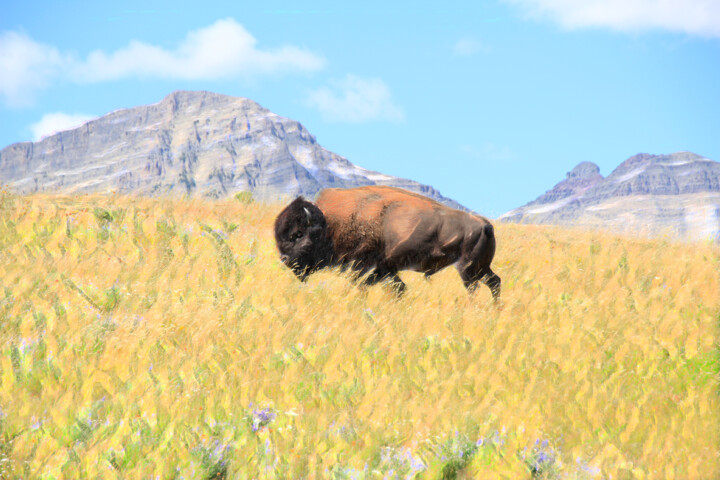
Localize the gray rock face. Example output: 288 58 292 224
533 161 604 205
500 152 720 242
0 90 465 210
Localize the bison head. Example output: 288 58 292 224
274 196 333 281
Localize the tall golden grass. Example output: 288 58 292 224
0 192 717 479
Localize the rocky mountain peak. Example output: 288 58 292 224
500 151 720 242
611 153 655 174
609 152 708 177
593 152 719 197
0 90 464 210
567 161 601 179
162 90 265 117
530 161 604 206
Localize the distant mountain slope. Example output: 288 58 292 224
500 152 720 242
0 90 466 210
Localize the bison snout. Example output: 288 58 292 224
280 254 290 264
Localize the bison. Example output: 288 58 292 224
273 186 500 300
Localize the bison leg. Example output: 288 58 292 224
481 269 501 301
387 273 406 295
458 265 501 301
456 223 500 301
364 266 406 295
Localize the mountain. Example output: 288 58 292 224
0 90 465 210
500 152 720 242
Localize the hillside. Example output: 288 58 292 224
0 192 717 478
500 152 720 242
0 90 465 210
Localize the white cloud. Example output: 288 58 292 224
72 18 325 82
306 75 405 123
0 31 67 106
506 0 720 37
0 19 326 107
453 36 491 56
30 112 96 141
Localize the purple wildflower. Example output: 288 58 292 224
251 407 276 431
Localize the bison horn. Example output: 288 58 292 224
303 207 312 226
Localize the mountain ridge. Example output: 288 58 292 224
500 152 720 242
0 90 467 210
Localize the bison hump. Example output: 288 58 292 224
316 186 436 219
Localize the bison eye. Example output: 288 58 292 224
290 231 303 241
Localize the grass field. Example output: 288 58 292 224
0 192 718 479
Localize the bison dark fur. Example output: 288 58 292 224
273 186 500 300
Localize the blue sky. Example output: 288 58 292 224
2 0 719 216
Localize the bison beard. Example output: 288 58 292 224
273 186 501 301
